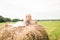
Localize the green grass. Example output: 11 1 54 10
0 22 15 27
0 21 60 40
0 23 5 26
38 21 60 40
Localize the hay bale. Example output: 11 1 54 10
0 24 49 40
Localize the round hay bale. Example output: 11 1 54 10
0 24 49 40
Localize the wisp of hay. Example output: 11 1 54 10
0 24 49 40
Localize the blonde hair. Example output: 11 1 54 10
26 14 31 17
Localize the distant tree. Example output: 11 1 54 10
12 19 20 22
0 16 5 22
4 18 11 22
0 16 22 22
20 19 23 21
36 20 40 21
0 16 11 22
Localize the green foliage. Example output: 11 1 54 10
0 16 5 22
12 19 20 22
4 18 11 22
0 16 11 22
0 16 21 22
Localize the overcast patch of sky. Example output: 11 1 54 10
0 0 60 20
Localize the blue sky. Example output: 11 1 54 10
0 0 60 20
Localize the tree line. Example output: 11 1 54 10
0 16 23 23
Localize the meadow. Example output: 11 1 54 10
0 21 60 40
38 21 60 40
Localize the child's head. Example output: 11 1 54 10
25 14 32 21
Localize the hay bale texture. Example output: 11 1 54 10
0 24 49 40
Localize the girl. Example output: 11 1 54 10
24 14 32 26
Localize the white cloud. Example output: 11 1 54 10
0 0 60 20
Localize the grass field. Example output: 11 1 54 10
0 23 5 26
38 21 60 40
0 21 60 40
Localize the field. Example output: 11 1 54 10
38 21 60 40
0 21 60 40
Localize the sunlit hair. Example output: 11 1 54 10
26 14 31 17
